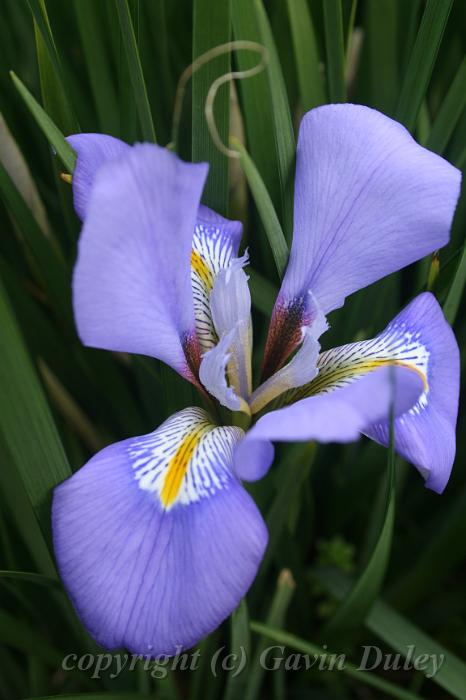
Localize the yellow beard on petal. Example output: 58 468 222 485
160 424 210 508
191 249 214 290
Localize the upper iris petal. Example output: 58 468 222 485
262 103 461 377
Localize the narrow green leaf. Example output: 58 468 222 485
192 0 231 214
10 71 76 172
389 484 466 609
443 241 466 325
248 267 278 316
427 56 466 154
74 0 119 134
286 0 324 111
116 0 156 142
260 443 315 580
0 160 71 321
325 407 396 637
250 622 424 700
223 600 250 700
364 0 399 114
323 0 346 103
0 570 59 587
246 570 296 700
318 570 466 700
232 0 295 240
20 696 143 700
0 610 62 666
0 113 50 235
232 137 288 277
396 0 454 132
0 274 72 544
253 0 295 240
27 0 79 133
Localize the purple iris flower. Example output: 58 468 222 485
53 104 461 656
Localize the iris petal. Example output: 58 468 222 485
67 134 131 220
234 366 423 482
363 293 459 493
73 143 207 380
53 407 268 655
262 104 461 377
191 207 243 353
280 293 458 492
209 255 253 401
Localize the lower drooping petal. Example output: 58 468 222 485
53 408 267 655
363 294 459 493
234 366 423 481
73 144 208 380
284 293 459 493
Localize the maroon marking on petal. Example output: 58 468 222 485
261 296 311 381
182 331 206 392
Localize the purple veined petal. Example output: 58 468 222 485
53 407 268 656
68 134 243 363
234 366 423 482
251 301 328 414
73 143 208 380
67 134 131 220
191 211 244 353
284 292 459 493
262 104 461 379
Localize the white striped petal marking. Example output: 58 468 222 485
289 319 429 408
128 407 244 510
191 223 237 353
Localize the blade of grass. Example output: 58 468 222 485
253 0 295 241
116 0 156 142
248 267 278 316
389 483 466 609
10 71 76 172
0 161 71 322
258 443 315 583
0 273 72 544
324 404 397 638
426 55 466 154
20 696 144 700
74 0 119 135
27 0 79 133
250 622 424 700
396 0 453 132
223 600 250 700
192 0 231 215
318 569 466 700
245 570 296 700
232 0 295 241
286 0 324 111
443 240 466 324
323 0 346 103
0 570 60 587
363 0 399 114
231 137 288 277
